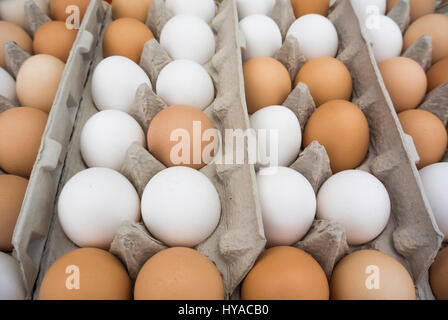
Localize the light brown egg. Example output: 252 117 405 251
50 0 90 22
0 107 47 178
0 21 33 69
241 246 329 300
39 248 131 300
403 14 448 64
398 109 447 169
426 57 448 93
134 247 224 300
16 54 65 113
387 0 436 22
147 105 218 170
330 250 416 300
379 57 427 113
0 174 28 252
303 100 369 173
430 247 448 300
103 17 154 64
243 57 292 114
290 0 330 18
112 0 152 23
295 57 352 107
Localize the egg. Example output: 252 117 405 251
243 57 292 114
91 56 151 113
398 109 447 169
430 247 448 300
239 15 282 62
16 54 65 113
426 57 448 93
0 252 26 300
103 17 154 64
39 248 131 300
147 105 218 170
0 67 18 104
363 15 402 63
57 168 140 249
156 60 215 110
50 0 90 22
160 15 215 64
295 57 352 107
241 246 329 300
379 57 427 112
286 14 338 60
112 0 152 23
387 0 436 22
141 167 221 247
0 107 47 178
331 250 416 300
80 110 146 171
0 21 33 69
166 0 216 23
419 163 448 241
403 14 448 64
236 0 275 20
250 106 302 167
0 0 49 30
317 170 391 245
290 0 330 18
256 167 316 247
33 21 78 63
303 100 369 173
0 175 28 252
350 0 386 23
134 247 224 300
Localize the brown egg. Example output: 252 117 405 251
243 57 292 114
398 109 447 169
39 248 131 300
16 54 65 113
33 21 78 63
295 57 352 107
303 100 369 173
426 57 448 93
103 18 154 64
430 247 448 300
387 0 436 22
0 107 48 178
241 246 329 300
147 105 218 170
403 14 448 64
379 57 427 113
0 21 33 69
290 0 330 18
50 0 90 22
134 247 224 300
0 174 28 252
330 250 416 300
112 0 152 23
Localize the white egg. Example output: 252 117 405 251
0 252 26 300
317 170 391 245
165 0 216 23
0 0 48 30
91 56 151 113
80 110 146 171
0 67 18 104
350 0 386 23
160 15 216 64
156 59 214 110
250 106 302 168
257 167 316 247
58 168 141 249
141 166 221 247
419 163 448 242
239 15 282 61
363 15 402 63
286 14 339 60
236 0 275 20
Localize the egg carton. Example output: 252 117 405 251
233 0 442 299
33 0 265 299
0 0 104 298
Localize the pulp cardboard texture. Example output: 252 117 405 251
33 0 266 299
0 0 103 298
